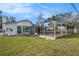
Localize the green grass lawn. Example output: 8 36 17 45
0 33 79 56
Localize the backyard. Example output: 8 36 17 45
0 33 79 56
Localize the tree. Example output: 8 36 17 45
47 12 79 28
52 15 57 21
36 13 45 25
10 16 16 22
71 14 79 28
47 15 59 22
47 12 72 23
0 10 2 30
0 10 2 16
47 17 52 22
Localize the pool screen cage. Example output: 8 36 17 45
36 21 74 39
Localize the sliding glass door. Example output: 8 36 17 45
17 26 32 35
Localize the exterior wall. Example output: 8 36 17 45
0 32 3 35
2 16 7 23
1 14 33 36
74 28 79 33
16 21 33 35
3 23 17 36
2 20 33 36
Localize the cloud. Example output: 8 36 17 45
0 3 71 23
0 3 67 18
37 4 69 18
19 15 33 19
0 3 33 15
41 7 70 18
7 7 32 14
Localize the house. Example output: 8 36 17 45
16 20 33 35
0 15 33 36
2 20 33 36
0 15 76 39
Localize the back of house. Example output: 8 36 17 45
0 15 34 36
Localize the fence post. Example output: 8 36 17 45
66 25 67 35
54 21 56 39
61 23 63 36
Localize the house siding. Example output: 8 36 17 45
2 20 33 36
3 22 17 36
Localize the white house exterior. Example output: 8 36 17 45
16 20 33 35
0 15 33 36
2 20 33 36
0 15 78 40
3 22 17 36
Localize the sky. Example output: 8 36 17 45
0 3 79 23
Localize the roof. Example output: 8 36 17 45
16 19 33 25
3 22 16 24
3 19 33 25
41 20 74 27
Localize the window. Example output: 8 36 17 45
23 26 32 34
0 29 2 32
6 28 9 31
11 29 13 32
3 30 5 33
17 26 21 34
17 26 32 34
9 28 13 32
